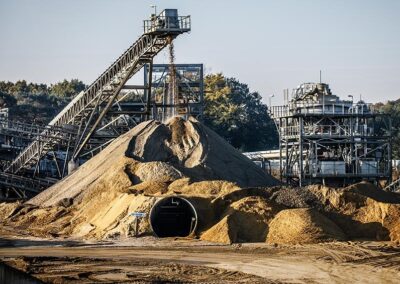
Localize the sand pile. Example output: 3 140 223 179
197 182 400 245
0 117 277 240
1 178 244 239
308 182 400 242
201 196 282 244
29 117 277 208
0 202 21 220
4 178 400 245
3 180 400 245
266 208 346 244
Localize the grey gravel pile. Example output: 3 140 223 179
269 187 323 209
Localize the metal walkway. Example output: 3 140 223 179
5 10 190 175
0 172 56 199
0 117 77 144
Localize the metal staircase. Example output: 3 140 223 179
5 9 190 175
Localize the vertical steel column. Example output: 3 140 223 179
145 61 154 120
199 64 204 121
388 117 393 182
279 117 283 183
349 116 354 175
299 116 304 187
285 117 289 184
62 133 72 177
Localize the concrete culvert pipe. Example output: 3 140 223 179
150 196 198 238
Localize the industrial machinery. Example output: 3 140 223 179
0 9 192 199
269 83 392 187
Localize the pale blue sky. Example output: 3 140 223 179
0 0 399 104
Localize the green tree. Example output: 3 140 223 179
0 91 17 108
374 99 400 159
10 80 30 95
0 81 15 94
50 79 86 98
204 73 278 151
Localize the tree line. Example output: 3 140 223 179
1 76 398 156
0 79 85 124
0 75 278 152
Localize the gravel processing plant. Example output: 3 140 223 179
1 6 400 284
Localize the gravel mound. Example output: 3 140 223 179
269 186 322 209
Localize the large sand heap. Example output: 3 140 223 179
29 117 277 208
0 117 277 240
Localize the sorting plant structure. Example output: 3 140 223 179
269 83 392 187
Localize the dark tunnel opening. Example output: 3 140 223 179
150 196 198 238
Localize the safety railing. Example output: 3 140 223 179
0 117 77 141
279 124 375 138
270 102 374 118
303 124 374 137
144 15 191 34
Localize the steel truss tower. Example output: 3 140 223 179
146 64 203 122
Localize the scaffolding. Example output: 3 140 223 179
270 83 392 187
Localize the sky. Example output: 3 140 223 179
0 0 399 104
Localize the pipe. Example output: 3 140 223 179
149 196 198 238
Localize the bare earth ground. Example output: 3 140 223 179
1 227 400 283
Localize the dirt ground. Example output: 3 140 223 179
1 227 400 284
